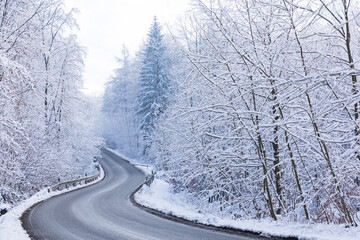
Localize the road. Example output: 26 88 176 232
23 149 273 240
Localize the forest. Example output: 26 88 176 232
103 0 360 225
1 0 360 228
0 0 101 208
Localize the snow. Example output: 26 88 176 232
0 203 10 214
0 164 105 240
105 148 153 174
135 178 360 240
105 148 138 163
134 164 153 175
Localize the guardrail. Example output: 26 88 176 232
145 171 156 187
50 164 101 192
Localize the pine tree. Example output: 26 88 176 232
137 16 170 155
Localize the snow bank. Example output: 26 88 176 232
135 179 360 240
100 149 360 239
0 165 105 240
105 148 138 163
105 148 153 174
0 203 10 211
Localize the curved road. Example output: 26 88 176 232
23 149 271 240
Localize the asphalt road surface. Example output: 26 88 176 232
23 149 274 240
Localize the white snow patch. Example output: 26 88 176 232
105 148 153 174
105 148 138 163
135 179 360 240
134 164 153 175
0 165 105 240
0 203 10 211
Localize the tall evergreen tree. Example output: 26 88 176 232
137 16 170 155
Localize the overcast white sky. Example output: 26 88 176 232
64 0 190 95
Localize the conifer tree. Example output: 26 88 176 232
137 16 170 156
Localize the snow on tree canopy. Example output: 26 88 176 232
101 46 140 158
0 0 102 207
136 16 171 156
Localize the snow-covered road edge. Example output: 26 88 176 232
0 163 105 240
104 148 153 174
134 179 360 240
102 149 360 240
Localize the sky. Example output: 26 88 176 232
64 0 190 96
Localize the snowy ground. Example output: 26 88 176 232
106 149 360 240
0 165 105 240
134 178 360 240
105 148 153 175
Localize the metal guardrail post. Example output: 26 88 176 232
145 171 156 187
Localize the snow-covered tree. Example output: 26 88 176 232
137 17 171 156
101 46 140 158
149 0 360 225
0 0 102 208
